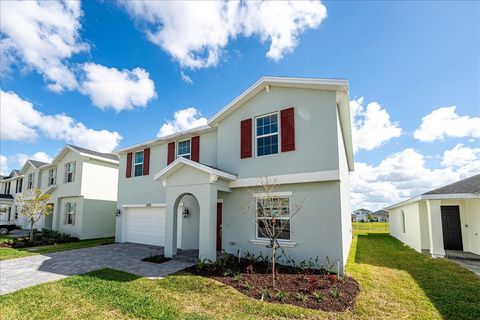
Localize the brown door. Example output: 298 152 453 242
441 206 463 250
216 203 223 251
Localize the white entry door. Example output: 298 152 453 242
124 206 182 247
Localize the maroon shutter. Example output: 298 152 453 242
191 136 200 162
167 142 175 165
281 107 295 152
143 148 150 175
240 118 252 159
126 152 132 178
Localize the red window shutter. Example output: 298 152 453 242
240 118 253 159
126 152 132 178
281 107 295 152
191 136 200 162
143 148 150 175
167 142 175 165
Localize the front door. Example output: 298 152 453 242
216 202 223 251
441 206 463 250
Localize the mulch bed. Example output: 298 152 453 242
142 255 172 264
185 256 359 311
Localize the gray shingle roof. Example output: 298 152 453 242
68 145 119 161
29 160 49 168
423 174 480 195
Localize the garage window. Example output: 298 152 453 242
256 196 290 240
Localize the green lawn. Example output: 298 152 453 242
352 222 389 235
1 230 479 319
0 237 114 261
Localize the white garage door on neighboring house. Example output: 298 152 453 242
124 206 182 247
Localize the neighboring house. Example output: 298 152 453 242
352 208 371 222
0 145 119 239
370 209 389 222
115 76 354 272
387 174 480 257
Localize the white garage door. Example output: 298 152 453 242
125 206 182 247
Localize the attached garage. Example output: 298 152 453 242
123 205 182 247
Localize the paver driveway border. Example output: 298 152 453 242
0 243 193 295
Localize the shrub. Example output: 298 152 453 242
244 282 254 290
260 288 271 300
275 290 288 302
330 288 341 298
313 291 325 302
296 292 307 302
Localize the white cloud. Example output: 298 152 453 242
157 107 207 137
0 90 122 152
180 71 193 84
121 1 327 68
0 155 8 176
414 106 480 142
80 63 156 111
0 0 88 92
350 97 402 153
350 146 480 211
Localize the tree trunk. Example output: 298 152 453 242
271 239 276 288
29 219 34 242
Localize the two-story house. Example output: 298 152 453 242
115 77 354 272
0 145 119 239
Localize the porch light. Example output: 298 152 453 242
183 207 190 218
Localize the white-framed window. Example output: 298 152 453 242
65 202 76 225
27 173 34 189
48 168 56 186
65 162 75 183
401 210 406 233
134 151 144 177
255 112 279 157
256 195 291 240
177 139 191 159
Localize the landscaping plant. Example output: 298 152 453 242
16 189 52 242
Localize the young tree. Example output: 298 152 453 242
243 177 304 288
16 189 52 242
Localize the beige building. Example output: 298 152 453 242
387 174 480 257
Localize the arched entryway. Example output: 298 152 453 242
172 193 200 256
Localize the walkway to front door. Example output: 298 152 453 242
0 243 193 295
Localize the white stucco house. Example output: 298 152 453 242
387 174 480 257
0 145 119 239
115 76 354 272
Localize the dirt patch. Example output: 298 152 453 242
142 255 172 264
185 256 359 312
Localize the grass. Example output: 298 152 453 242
352 222 389 235
0 237 114 261
1 229 479 319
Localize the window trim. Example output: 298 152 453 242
254 111 280 158
255 194 291 241
66 202 75 225
48 168 56 186
177 138 192 159
133 150 144 177
65 162 75 183
27 173 34 189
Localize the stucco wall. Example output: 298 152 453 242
220 181 345 271
216 87 340 178
389 202 423 252
81 199 116 239
465 199 480 255
81 158 118 201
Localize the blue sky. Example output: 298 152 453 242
1 1 479 209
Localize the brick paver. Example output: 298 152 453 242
0 243 193 295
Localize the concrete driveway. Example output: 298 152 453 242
0 243 193 295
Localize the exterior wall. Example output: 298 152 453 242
389 202 423 252
418 201 431 250
81 199 116 239
57 196 84 238
178 195 200 250
81 158 118 201
221 181 346 271
336 106 352 264
466 199 480 255
217 87 340 179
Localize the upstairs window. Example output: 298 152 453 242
48 168 56 186
27 173 34 189
65 162 75 183
177 139 191 159
256 196 290 240
256 113 279 157
134 151 144 177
